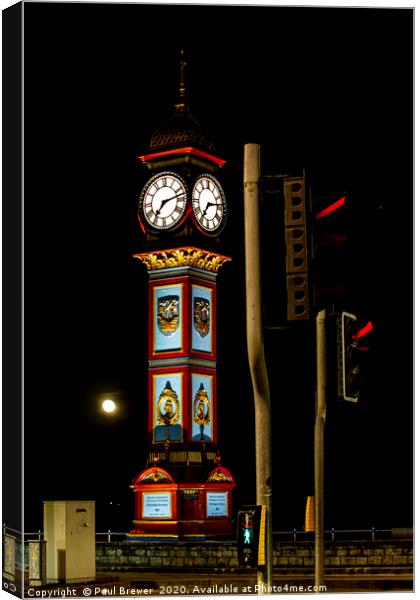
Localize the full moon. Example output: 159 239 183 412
102 399 117 414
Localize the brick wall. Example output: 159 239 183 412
96 540 413 573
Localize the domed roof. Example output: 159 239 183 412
149 103 216 154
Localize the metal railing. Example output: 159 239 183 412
3 525 400 543
273 527 393 542
4 524 403 544
96 531 129 543
3 526 43 541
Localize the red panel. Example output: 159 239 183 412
138 146 226 167
130 482 236 537
147 281 154 359
147 371 154 435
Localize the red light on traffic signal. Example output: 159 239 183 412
352 320 373 340
315 195 346 220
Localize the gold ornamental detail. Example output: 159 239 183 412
208 471 230 483
142 469 172 483
134 247 231 273
157 382 180 426
193 384 211 427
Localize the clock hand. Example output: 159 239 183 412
156 192 185 215
202 201 217 217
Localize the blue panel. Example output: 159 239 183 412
154 284 183 353
191 373 213 442
191 285 212 353
153 373 183 442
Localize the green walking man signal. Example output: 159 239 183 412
237 505 266 567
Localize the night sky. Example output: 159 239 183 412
16 3 413 534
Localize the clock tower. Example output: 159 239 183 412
129 52 235 540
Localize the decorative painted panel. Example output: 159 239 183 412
153 283 183 353
153 373 183 442
191 373 213 442
191 284 212 353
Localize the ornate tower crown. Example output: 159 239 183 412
139 50 225 172
148 50 216 155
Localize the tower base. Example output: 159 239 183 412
129 463 235 540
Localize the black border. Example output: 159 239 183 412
2 0 23 533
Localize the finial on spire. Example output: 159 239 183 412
177 48 187 105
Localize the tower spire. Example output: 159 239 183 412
145 48 218 156
177 48 187 107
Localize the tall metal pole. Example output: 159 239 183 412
315 309 327 589
243 143 273 589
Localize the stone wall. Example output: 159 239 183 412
96 540 413 573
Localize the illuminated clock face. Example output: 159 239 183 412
139 172 188 232
192 175 227 235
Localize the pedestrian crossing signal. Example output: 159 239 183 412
237 506 264 567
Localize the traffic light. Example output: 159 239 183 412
335 311 373 402
261 174 353 324
311 190 350 309
237 505 264 567
283 176 310 320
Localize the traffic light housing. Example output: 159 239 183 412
237 505 264 567
283 176 310 320
336 312 359 402
336 311 374 402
